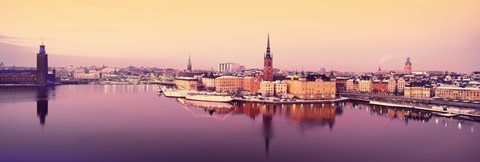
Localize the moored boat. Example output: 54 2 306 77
185 92 233 102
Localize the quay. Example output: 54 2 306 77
232 97 349 104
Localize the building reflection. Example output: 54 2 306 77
343 102 432 123
36 87 50 126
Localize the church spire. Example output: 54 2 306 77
265 33 271 59
187 53 192 71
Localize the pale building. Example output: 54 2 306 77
284 75 336 100
260 81 275 96
201 77 216 90
404 86 431 99
387 77 396 94
435 86 480 101
259 81 287 97
215 76 243 92
397 77 406 94
174 77 198 90
218 63 244 72
359 80 372 93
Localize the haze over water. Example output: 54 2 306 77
0 85 478 162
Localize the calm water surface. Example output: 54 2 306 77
0 85 479 162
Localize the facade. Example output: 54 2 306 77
215 76 243 92
335 77 348 93
218 63 244 72
201 76 216 91
388 77 396 94
259 81 287 97
397 77 406 94
358 80 372 93
404 86 431 99
242 77 260 94
284 75 336 100
404 57 412 74
435 86 480 101
372 80 389 94
0 44 55 85
174 77 198 90
346 79 359 92
263 34 273 81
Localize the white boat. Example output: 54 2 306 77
369 101 413 109
185 92 233 102
432 112 459 117
161 87 190 98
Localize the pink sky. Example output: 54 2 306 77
0 0 479 72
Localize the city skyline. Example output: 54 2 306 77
1 0 480 72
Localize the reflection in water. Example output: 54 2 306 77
35 87 53 126
0 87 54 126
176 100 343 157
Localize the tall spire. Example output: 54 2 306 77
187 53 192 71
265 33 271 59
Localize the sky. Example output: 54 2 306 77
0 0 479 72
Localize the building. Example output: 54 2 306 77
259 81 287 97
0 43 55 86
174 77 198 90
372 80 389 94
335 77 348 93
215 76 243 92
404 86 432 99
263 34 273 81
388 77 397 94
242 76 260 94
218 63 244 72
346 79 359 92
358 80 372 93
397 77 406 95
404 57 412 74
435 86 480 101
201 73 216 91
284 74 336 100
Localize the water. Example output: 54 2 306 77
0 85 479 162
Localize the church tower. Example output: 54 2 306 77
36 42 48 85
263 34 273 81
404 57 412 74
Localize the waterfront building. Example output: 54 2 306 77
404 86 432 99
335 77 348 93
263 34 273 81
397 77 406 95
388 77 397 94
372 80 389 94
215 76 243 93
358 80 372 93
242 76 260 94
218 63 244 73
0 43 55 86
404 57 412 74
284 74 336 100
435 86 480 101
346 79 359 92
201 73 216 91
259 81 287 97
174 77 198 90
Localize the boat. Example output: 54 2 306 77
369 101 413 109
185 92 233 102
161 87 190 98
432 112 459 117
